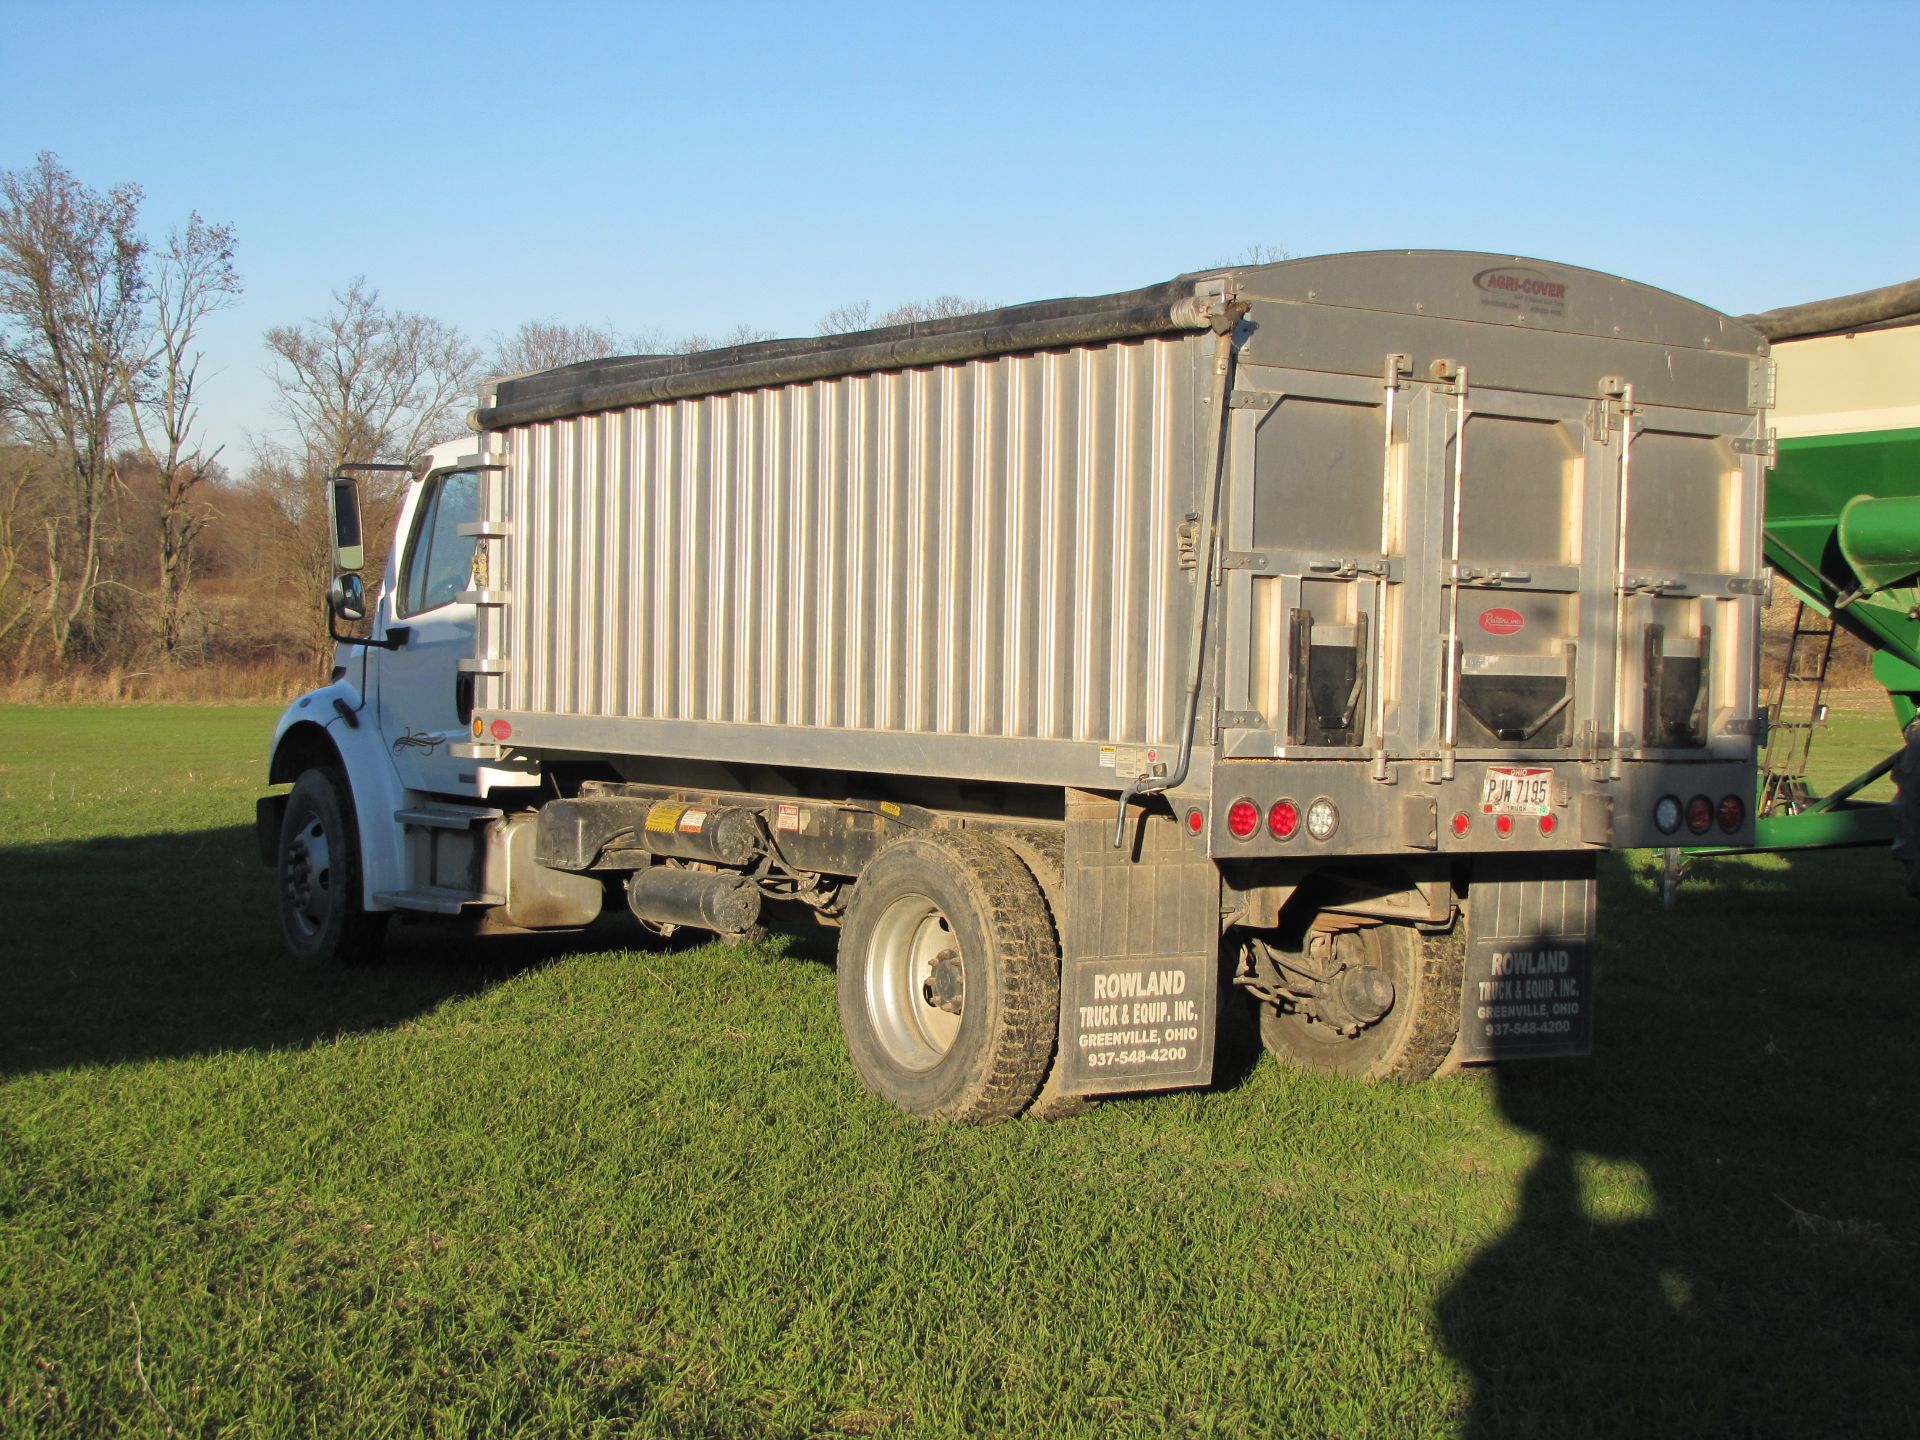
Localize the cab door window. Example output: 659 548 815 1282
397 470 481 615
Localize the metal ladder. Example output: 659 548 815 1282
1759 601 1837 816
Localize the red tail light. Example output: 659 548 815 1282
1539 812 1558 837
1717 794 1745 833
1226 799 1260 840
1451 812 1471 838
1494 814 1514 838
1685 796 1713 835
1268 800 1300 840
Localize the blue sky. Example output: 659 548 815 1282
4 0 1916 465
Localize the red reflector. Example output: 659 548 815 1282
1451 812 1471 838
1186 807 1205 835
1227 799 1260 840
1268 800 1300 840
1717 794 1745 833
1685 795 1713 835
1494 814 1514 837
1539 812 1558 837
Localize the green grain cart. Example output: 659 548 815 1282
1730 280 1920 887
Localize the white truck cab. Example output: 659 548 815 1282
257 439 574 963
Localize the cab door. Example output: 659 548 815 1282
376 466 483 796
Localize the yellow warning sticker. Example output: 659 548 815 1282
645 803 687 834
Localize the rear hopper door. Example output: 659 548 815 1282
1603 393 1763 760
1433 378 1589 760
1218 366 1405 762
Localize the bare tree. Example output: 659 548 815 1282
816 294 995 335
0 431 49 657
262 280 480 676
112 213 239 657
264 278 480 477
486 318 655 378
0 153 148 661
672 322 777 355
815 300 873 335
1212 242 1291 268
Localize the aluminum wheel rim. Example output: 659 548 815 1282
282 806 335 942
864 891 964 1071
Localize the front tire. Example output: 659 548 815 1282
837 831 1058 1121
277 766 387 964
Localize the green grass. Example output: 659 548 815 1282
1 705 1914 1438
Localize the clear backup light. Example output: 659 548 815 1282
1685 795 1714 835
1227 799 1260 840
1717 794 1746 833
1653 795 1683 835
1305 798 1339 842
1268 799 1300 840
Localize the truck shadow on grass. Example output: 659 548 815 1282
1435 849 1917 1437
0 824 620 1079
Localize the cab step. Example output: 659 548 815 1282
394 802 503 829
373 884 505 914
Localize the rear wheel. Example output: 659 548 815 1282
1255 920 1462 1082
277 767 387 964
837 831 1057 1121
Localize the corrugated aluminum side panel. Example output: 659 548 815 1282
490 336 1198 752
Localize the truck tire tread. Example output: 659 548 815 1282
838 830 1058 1123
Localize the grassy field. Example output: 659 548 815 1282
0 705 1914 1438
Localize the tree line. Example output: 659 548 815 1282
0 152 995 699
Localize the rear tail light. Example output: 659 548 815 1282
1653 795 1683 835
1226 799 1260 840
1685 795 1713 835
1268 800 1300 840
1494 814 1514 838
1451 812 1471 838
1717 794 1745 833
1538 812 1558 837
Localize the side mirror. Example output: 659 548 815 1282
327 475 365 573
329 573 368 624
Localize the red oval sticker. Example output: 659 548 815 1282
1479 607 1525 636
489 719 513 741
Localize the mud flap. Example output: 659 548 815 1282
1456 855 1597 1061
1057 789 1220 1095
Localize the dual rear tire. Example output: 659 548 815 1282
836 831 1063 1122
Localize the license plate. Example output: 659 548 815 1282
1480 766 1552 816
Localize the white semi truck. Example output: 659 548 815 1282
260 252 1769 1120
